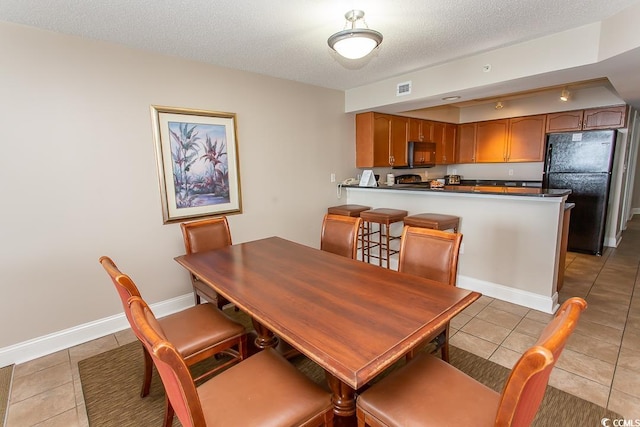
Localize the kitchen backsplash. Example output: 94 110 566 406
362 162 543 182
446 162 543 181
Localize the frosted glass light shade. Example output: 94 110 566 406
328 28 383 59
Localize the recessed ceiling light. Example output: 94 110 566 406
442 96 461 101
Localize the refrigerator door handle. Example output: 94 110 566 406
544 144 552 175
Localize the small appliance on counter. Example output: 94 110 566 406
394 174 423 184
444 175 461 185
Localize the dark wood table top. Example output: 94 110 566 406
175 236 480 390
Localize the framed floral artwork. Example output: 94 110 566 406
151 105 242 223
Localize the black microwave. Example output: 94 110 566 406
393 141 436 169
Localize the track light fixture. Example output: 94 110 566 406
495 101 504 110
560 89 570 102
328 10 383 60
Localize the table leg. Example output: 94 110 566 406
251 318 279 349
325 372 356 424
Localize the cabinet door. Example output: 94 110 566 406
457 123 476 163
432 122 445 164
507 115 546 162
475 119 508 162
442 123 456 164
546 110 583 132
356 112 375 167
408 118 421 141
373 114 392 166
582 105 627 130
389 115 409 167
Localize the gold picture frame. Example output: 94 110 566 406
151 105 242 223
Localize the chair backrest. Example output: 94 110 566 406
181 217 232 255
495 297 587 427
128 296 205 427
397 226 463 286
99 256 142 324
320 214 362 259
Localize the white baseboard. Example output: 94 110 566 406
458 275 558 314
0 293 194 367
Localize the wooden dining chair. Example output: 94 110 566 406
356 297 587 427
398 226 463 361
320 213 363 259
180 216 233 307
127 295 334 427
99 256 247 427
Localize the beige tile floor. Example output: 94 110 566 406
5 217 640 425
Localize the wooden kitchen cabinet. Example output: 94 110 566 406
474 116 545 163
507 115 546 162
356 112 408 167
408 118 433 142
546 105 627 132
431 122 456 164
545 110 583 132
583 105 627 130
389 115 409 167
475 119 509 162
456 123 477 163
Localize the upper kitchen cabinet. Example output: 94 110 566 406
507 115 546 162
408 118 433 142
474 115 546 163
545 110 582 132
356 112 408 168
546 105 627 132
432 122 456 164
583 105 628 130
456 123 477 163
475 119 509 162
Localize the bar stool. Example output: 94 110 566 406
403 213 460 232
360 208 408 269
327 204 371 217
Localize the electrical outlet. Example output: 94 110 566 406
508 169 514 176
330 173 336 183
424 171 428 179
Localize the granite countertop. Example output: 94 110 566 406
344 182 571 197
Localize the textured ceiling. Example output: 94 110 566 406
1 1 639 102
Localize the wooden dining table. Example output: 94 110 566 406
175 236 480 423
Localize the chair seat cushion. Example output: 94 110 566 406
198 348 333 426
159 303 245 357
357 353 500 427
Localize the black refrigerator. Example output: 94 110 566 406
542 130 617 255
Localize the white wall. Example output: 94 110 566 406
0 22 355 355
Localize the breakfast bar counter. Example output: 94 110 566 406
343 184 571 313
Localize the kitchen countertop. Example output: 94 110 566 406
343 183 571 197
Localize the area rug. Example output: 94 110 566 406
79 334 620 427
0 364 13 426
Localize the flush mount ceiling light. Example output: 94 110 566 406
560 89 570 101
327 10 383 60
495 101 504 110
442 96 461 101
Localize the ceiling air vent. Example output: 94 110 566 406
396 81 412 96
